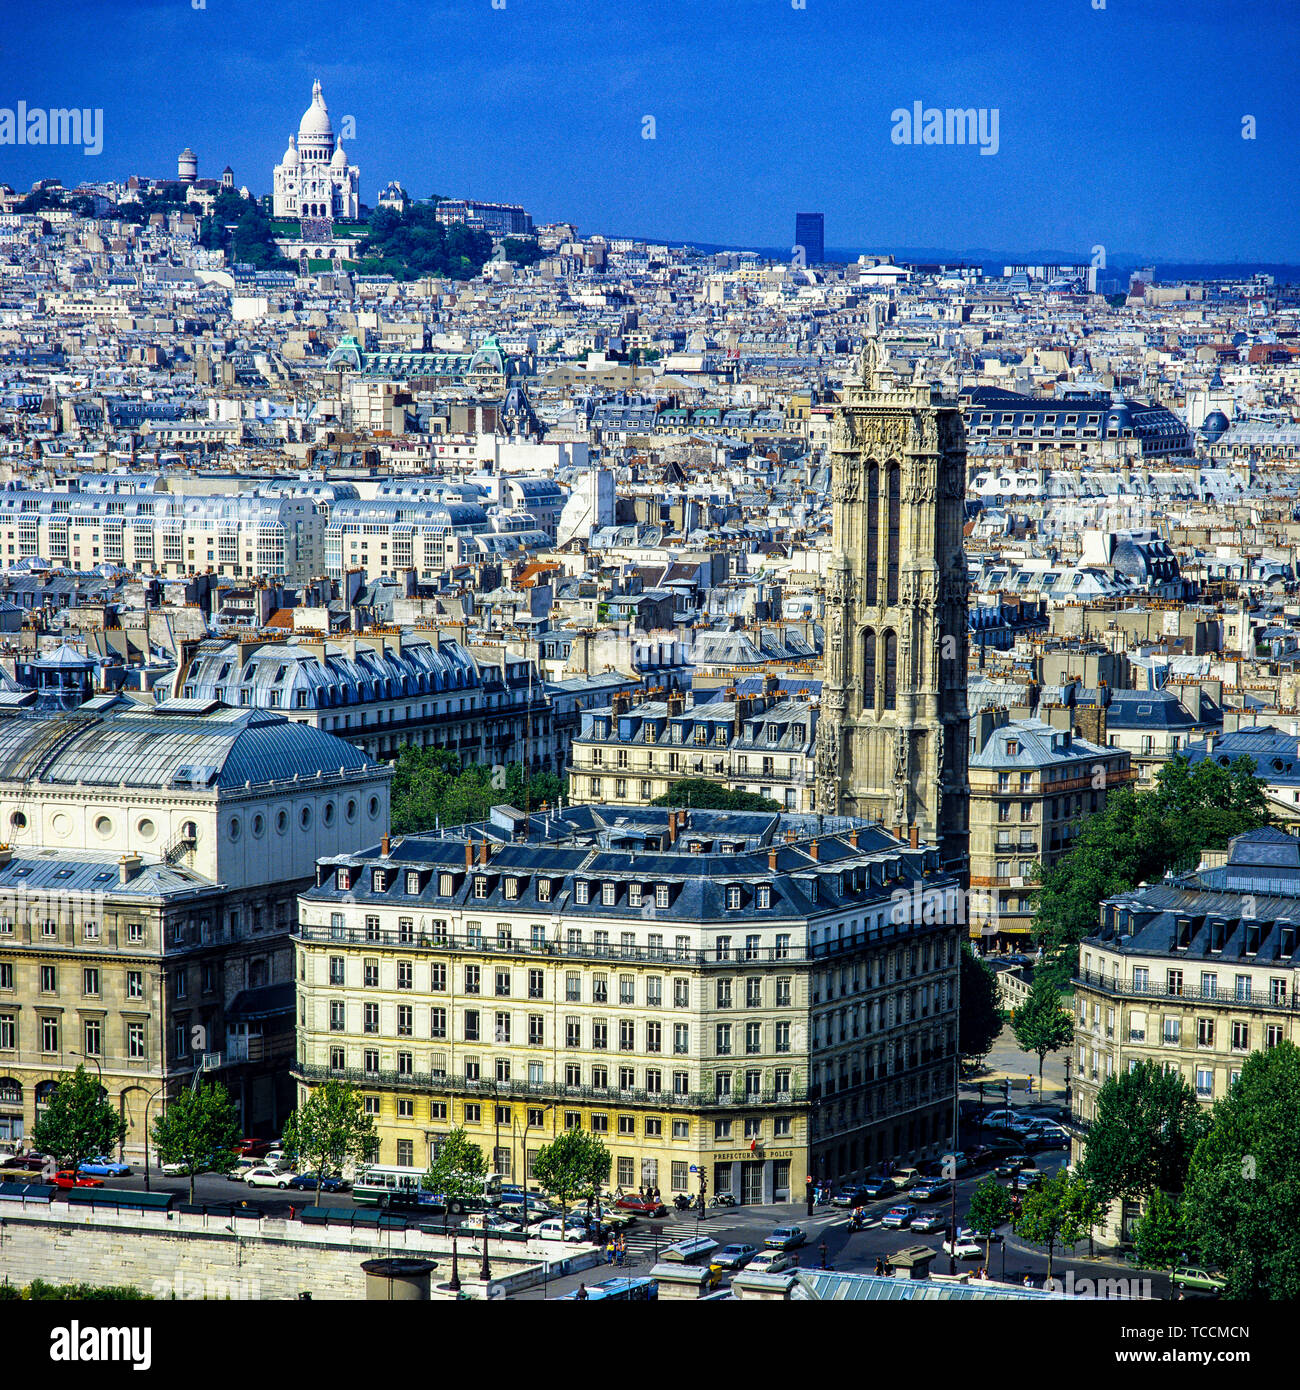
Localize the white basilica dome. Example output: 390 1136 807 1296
298 79 333 140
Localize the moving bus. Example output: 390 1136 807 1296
559 1276 658 1301
353 1165 505 1212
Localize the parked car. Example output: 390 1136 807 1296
51 1170 103 1189
534 1217 586 1242
764 1225 807 1250
910 1211 948 1234
227 1158 260 1181
942 1235 983 1260
1014 1168 1042 1192
994 1155 1033 1178
747 1250 795 1274
160 1161 191 1177
1025 1124 1069 1150
462 1211 523 1233
880 1204 919 1230
890 1167 922 1191
711 1243 759 1270
76 1156 132 1178
234 1138 272 1158
286 1172 349 1193
912 1179 952 1203
244 1166 291 1189
860 1175 896 1199
614 1195 667 1217
832 1185 872 1207
1173 1266 1227 1294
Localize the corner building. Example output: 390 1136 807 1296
294 805 962 1203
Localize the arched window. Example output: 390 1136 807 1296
861 628 876 709
865 461 879 604
886 463 901 606
883 629 898 710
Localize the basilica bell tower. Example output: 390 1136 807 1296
815 321 970 876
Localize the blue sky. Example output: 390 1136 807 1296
5 0 1297 260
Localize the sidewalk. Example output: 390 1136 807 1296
965 1023 1069 1106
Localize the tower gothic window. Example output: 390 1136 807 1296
883 630 898 710
865 461 879 603
861 628 877 710
886 464 901 605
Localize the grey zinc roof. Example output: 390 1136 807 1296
0 703 381 791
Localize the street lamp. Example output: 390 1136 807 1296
479 1228 492 1283
140 1085 165 1193
448 1233 461 1293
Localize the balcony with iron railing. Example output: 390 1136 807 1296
295 917 944 965
292 1061 807 1110
1073 969 1296 1015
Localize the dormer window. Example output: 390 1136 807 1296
576 881 589 905
758 885 771 910
602 883 617 907
439 872 454 896
372 870 387 893
726 886 742 911
505 877 520 900
629 884 643 908
539 879 552 903
473 876 488 899
406 871 420 895
338 868 351 891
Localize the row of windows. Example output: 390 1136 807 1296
0 1012 148 1057
322 955 794 1009
0 962 148 999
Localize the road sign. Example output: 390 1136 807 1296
688 1165 698 1173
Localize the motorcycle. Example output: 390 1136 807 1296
673 1193 692 1211
708 1193 736 1208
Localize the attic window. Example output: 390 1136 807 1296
1137 705 1152 715
1006 740 1019 756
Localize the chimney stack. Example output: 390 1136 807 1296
381 833 391 857
667 810 679 846
465 841 475 870
809 839 819 862
909 825 920 850
478 839 490 865
768 847 779 872
848 828 859 849
119 851 143 886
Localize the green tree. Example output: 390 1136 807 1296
502 237 543 266
31 1065 127 1171
1080 1060 1208 1207
149 1082 243 1205
966 1175 1013 1267
1013 1168 1094 1283
390 747 567 834
1132 1188 1186 1297
1033 754 1268 984
357 204 493 281
421 1127 487 1208
281 1080 377 1202
649 778 781 812
1181 1040 1300 1299
1010 978 1074 1093
959 946 1003 1065
530 1128 611 1218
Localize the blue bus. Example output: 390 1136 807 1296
560 1276 658 1302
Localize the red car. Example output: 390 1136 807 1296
51 1170 103 1189
615 1195 667 1217
234 1138 272 1158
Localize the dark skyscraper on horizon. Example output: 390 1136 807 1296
794 211 824 265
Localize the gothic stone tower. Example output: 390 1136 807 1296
815 338 970 876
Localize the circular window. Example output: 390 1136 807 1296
300 806 312 829
324 802 335 825
368 797 379 819
51 813 69 837
276 810 287 833
182 821 198 841
228 817 241 841
137 818 156 840
345 799 357 822
94 815 113 838
252 814 264 837
9 811 25 830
